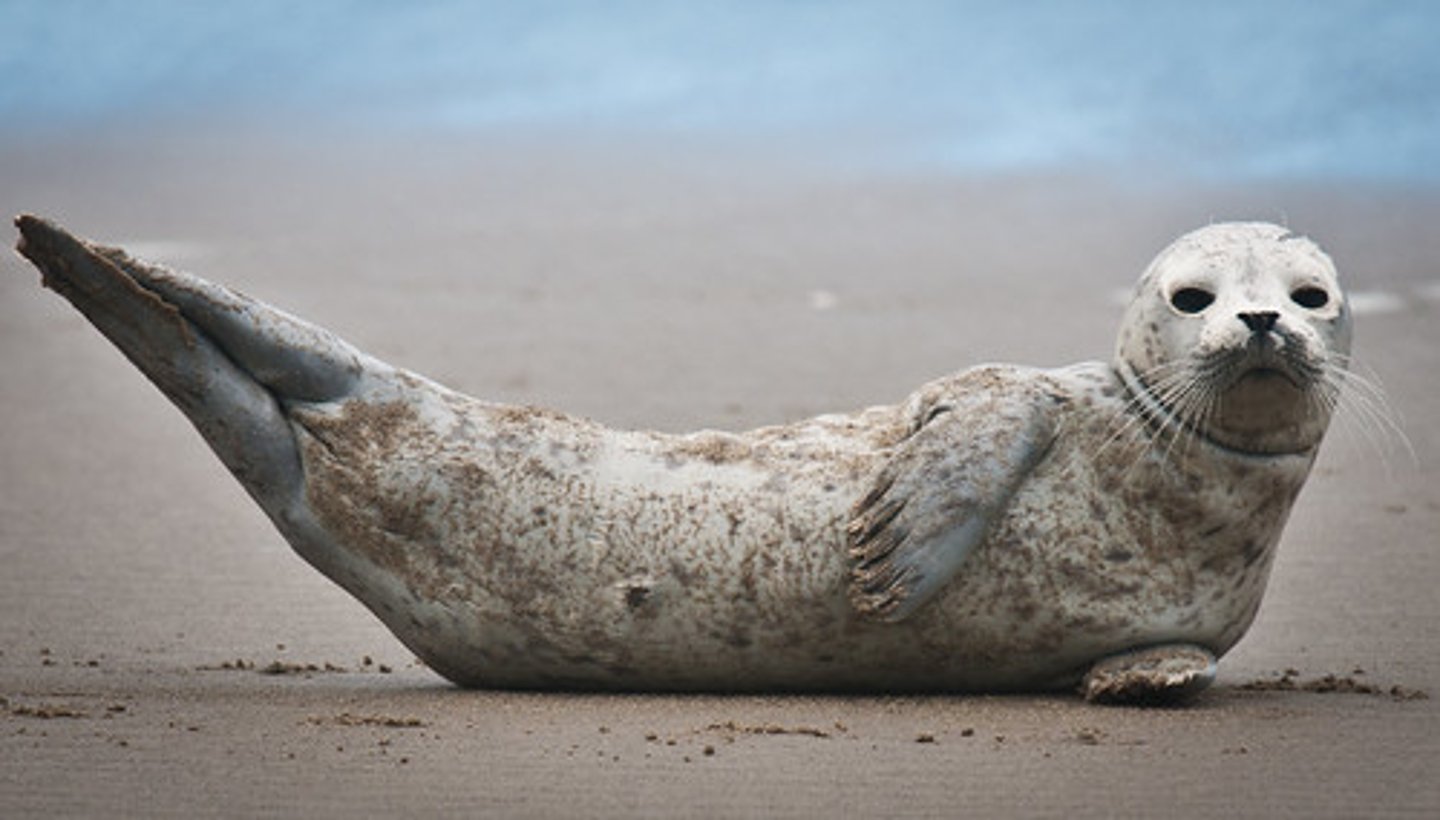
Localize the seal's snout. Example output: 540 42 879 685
1238 311 1279 334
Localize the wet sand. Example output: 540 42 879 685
2 132 1438 817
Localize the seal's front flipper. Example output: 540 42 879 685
11 214 357 513
848 368 1058 621
1081 644 1217 705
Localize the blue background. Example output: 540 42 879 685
3 0 1437 182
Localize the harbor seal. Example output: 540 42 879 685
13 216 1351 703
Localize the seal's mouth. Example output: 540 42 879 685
1213 337 1319 394
1231 365 1302 390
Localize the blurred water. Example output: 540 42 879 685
1 0 1437 182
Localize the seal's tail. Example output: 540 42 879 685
12 214 365 512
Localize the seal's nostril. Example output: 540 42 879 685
1238 311 1279 333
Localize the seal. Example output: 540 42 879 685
13 216 1352 703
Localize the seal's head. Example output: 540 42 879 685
1116 222 1352 455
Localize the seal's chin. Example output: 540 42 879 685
1207 365 1321 455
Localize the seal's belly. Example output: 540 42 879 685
293 387 885 688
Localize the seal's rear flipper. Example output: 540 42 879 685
88 242 366 404
12 214 361 512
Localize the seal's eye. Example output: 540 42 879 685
1170 287 1214 314
1291 286 1329 309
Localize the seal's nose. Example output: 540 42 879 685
1238 311 1279 333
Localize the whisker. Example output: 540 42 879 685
1291 358 1412 483
1096 363 1195 462
1321 358 1415 467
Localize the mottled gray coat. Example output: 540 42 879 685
15 217 1348 694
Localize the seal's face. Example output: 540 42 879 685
1117 222 1352 455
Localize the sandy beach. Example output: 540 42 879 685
2 132 1438 817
